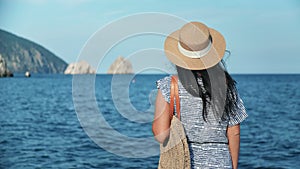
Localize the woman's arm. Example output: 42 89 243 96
152 90 172 143
227 124 240 169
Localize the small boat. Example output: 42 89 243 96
25 71 31 77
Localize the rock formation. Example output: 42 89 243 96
0 54 13 77
107 56 133 74
64 60 96 74
0 29 67 73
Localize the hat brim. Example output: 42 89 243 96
164 28 226 70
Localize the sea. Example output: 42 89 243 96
0 74 299 169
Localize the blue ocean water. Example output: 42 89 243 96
0 74 299 169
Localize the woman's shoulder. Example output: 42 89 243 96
156 75 172 85
156 75 173 103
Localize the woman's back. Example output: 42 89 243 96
156 75 247 168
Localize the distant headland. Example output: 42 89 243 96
0 29 67 74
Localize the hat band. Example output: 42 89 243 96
177 41 212 59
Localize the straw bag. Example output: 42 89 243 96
158 76 191 169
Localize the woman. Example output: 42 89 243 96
152 22 247 169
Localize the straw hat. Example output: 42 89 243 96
164 22 226 70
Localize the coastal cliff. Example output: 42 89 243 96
0 54 13 77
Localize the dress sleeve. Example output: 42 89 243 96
156 76 171 103
228 95 248 127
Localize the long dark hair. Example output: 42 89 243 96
176 60 238 122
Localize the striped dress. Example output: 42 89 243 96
156 75 248 169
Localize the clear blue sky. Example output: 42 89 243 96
1 0 300 74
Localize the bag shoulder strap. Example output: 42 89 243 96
170 75 180 120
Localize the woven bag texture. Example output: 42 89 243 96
158 116 191 169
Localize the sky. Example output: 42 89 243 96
0 0 300 74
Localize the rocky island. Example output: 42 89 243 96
107 56 133 74
64 60 96 74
